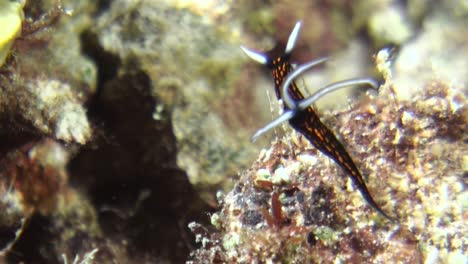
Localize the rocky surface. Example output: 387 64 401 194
188 75 466 264
0 0 465 263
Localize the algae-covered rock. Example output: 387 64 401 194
368 4 413 47
0 139 101 262
0 0 466 263
91 0 262 201
1 79 91 144
393 13 468 100
188 74 466 264
188 2 467 261
0 0 96 144
0 167 27 256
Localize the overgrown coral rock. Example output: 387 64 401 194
0 170 27 256
28 79 91 144
0 78 91 144
189 77 466 263
0 1 96 145
94 0 261 201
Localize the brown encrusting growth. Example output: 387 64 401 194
1 140 67 214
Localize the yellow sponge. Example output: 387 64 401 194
0 0 25 66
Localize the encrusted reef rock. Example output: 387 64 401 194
88 0 263 203
0 0 466 263
0 139 101 263
0 1 96 145
188 1 466 263
188 76 466 263
1 1 213 263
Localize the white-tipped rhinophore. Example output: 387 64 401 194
285 21 302 54
240 46 268 65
